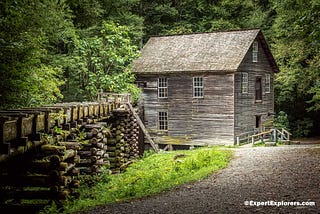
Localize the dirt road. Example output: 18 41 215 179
85 145 320 214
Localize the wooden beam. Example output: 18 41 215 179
127 103 159 153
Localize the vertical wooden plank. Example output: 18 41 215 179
0 117 8 144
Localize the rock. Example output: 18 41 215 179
265 142 276 147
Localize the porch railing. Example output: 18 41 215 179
236 128 291 145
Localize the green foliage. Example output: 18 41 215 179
0 0 74 109
39 201 60 214
74 129 88 144
47 147 232 213
67 0 104 29
52 126 70 141
271 0 320 135
274 111 289 130
140 0 272 38
2 0 320 135
292 118 314 138
253 141 265 147
63 21 141 101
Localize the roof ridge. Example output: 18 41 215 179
149 28 261 38
132 28 279 74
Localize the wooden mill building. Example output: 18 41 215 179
132 29 279 146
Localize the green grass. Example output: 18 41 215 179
252 141 265 147
43 147 232 213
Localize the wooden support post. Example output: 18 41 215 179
280 128 284 141
32 113 38 135
0 117 8 144
44 111 51 133
236 136 240 146
16 115 23 139
273 129 277 143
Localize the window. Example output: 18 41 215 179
265 74 271 93
255 77 262 101
158 111 168 130
252 41 258 63
193 77 203 98
241 73 248 93
158 78 168 98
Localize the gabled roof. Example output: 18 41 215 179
132 29 279 74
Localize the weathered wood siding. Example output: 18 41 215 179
136 74 235 145
235 38 275 136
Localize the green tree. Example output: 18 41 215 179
271 0 320 135
0 0 75 108
63 21 140 101
140 0 272 38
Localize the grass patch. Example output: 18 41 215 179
252 141 265 147
43 147 232 213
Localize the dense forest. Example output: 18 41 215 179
1 0 319 137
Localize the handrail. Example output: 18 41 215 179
277 128 291 141
251 129 273 138
237 127 291 145
236 130 256 145
251 129 274 144
282 128 291 137
236 130 255 138
97 92 131 104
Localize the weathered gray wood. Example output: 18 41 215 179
137 74 235 145
127 103 159 152
235 37 275 137
136 36 276 146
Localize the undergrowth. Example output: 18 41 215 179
41 147 232 213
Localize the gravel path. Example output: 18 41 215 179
85 145 320 214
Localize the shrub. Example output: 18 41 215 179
292 118 313 137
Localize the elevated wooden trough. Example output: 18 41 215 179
0 93 146 213
0 95 123 162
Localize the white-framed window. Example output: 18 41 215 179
241 73 248 93
158 111 168 130
158 77 168 98
193 77 203 98
265 74 271 93
252 41 258 63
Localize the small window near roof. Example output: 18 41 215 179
158 111 168 130
158 77 168 98
241 73 248 93
265 74 271 93
193 77 203 98
252 41 258 63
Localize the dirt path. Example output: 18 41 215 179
85 145 320 214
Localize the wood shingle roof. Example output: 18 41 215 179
132 29 278 74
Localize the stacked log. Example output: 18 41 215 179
76 123 111 175
0 143 80 213
107 122 126 174
126 114 140 160
107 108 140 173
0 95 143 212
